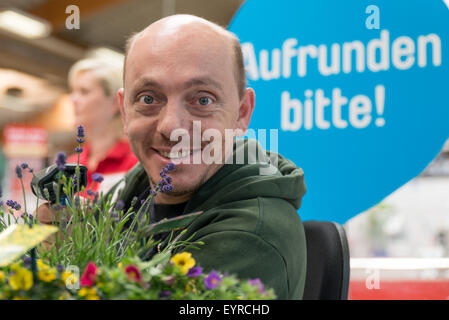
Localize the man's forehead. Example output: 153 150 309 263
147 15 225 37
126 16 232 66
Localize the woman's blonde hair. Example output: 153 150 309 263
68 58 123 97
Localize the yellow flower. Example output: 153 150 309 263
10 263 21 272
13 296 29 300
86 294 100 300
0 271 5 283
58 292 71 300
38 268 57 282
37 259 50 270
170 252 195 275
61 271 78 286
9 268 33 291
79 287 99 300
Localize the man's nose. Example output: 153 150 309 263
156 99 187 140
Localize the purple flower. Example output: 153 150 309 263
76 138 85 144
77 125 85 138
156 164 175 193
158 290 171 298
187 266 202 278
115 200 125 210
204 271 221 290
165 163 175 172
20 163 28 170
21 213 33 220
6 200 21 211
75 147 83 154
161 184 173 193
56 152 66 171
23 256 32 267
248 278 265 294
87 189 95 196
92 173 104 183
56 264 64 273
15 165 22 179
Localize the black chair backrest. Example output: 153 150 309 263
302 220 350 300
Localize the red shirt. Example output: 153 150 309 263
67 139 138 194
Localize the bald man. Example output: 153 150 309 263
40 14 307 299
114 15 307 299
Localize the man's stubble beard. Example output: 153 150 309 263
150 162 224 198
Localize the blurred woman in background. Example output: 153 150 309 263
67 58 138 195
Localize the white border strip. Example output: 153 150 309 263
351 258 449 270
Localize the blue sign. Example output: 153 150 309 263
229 0 449 223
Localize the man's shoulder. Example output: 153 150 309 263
179 197 306 300
185 196 304 249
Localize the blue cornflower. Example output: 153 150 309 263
56 152 67 171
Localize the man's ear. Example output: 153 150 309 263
117 88 128 136
236 88 255 135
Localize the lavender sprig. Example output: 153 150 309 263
6 200 21 211
75 125 85 198
56 152 67 171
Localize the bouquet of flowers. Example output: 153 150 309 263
0 126 275 300
0 251 274 300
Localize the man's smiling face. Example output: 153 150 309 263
119 16 254 204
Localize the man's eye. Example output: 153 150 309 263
139 95 154 104
198 97 212 106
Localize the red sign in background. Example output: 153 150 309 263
349 280 449 300
2 125 48 215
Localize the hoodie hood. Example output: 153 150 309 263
184 139 306 213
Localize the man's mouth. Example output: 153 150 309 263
157 149 194 160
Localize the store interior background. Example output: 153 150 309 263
0 0 448 299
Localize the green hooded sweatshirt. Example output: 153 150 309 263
114 139 307 299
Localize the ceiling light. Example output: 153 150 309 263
0 9 51 39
